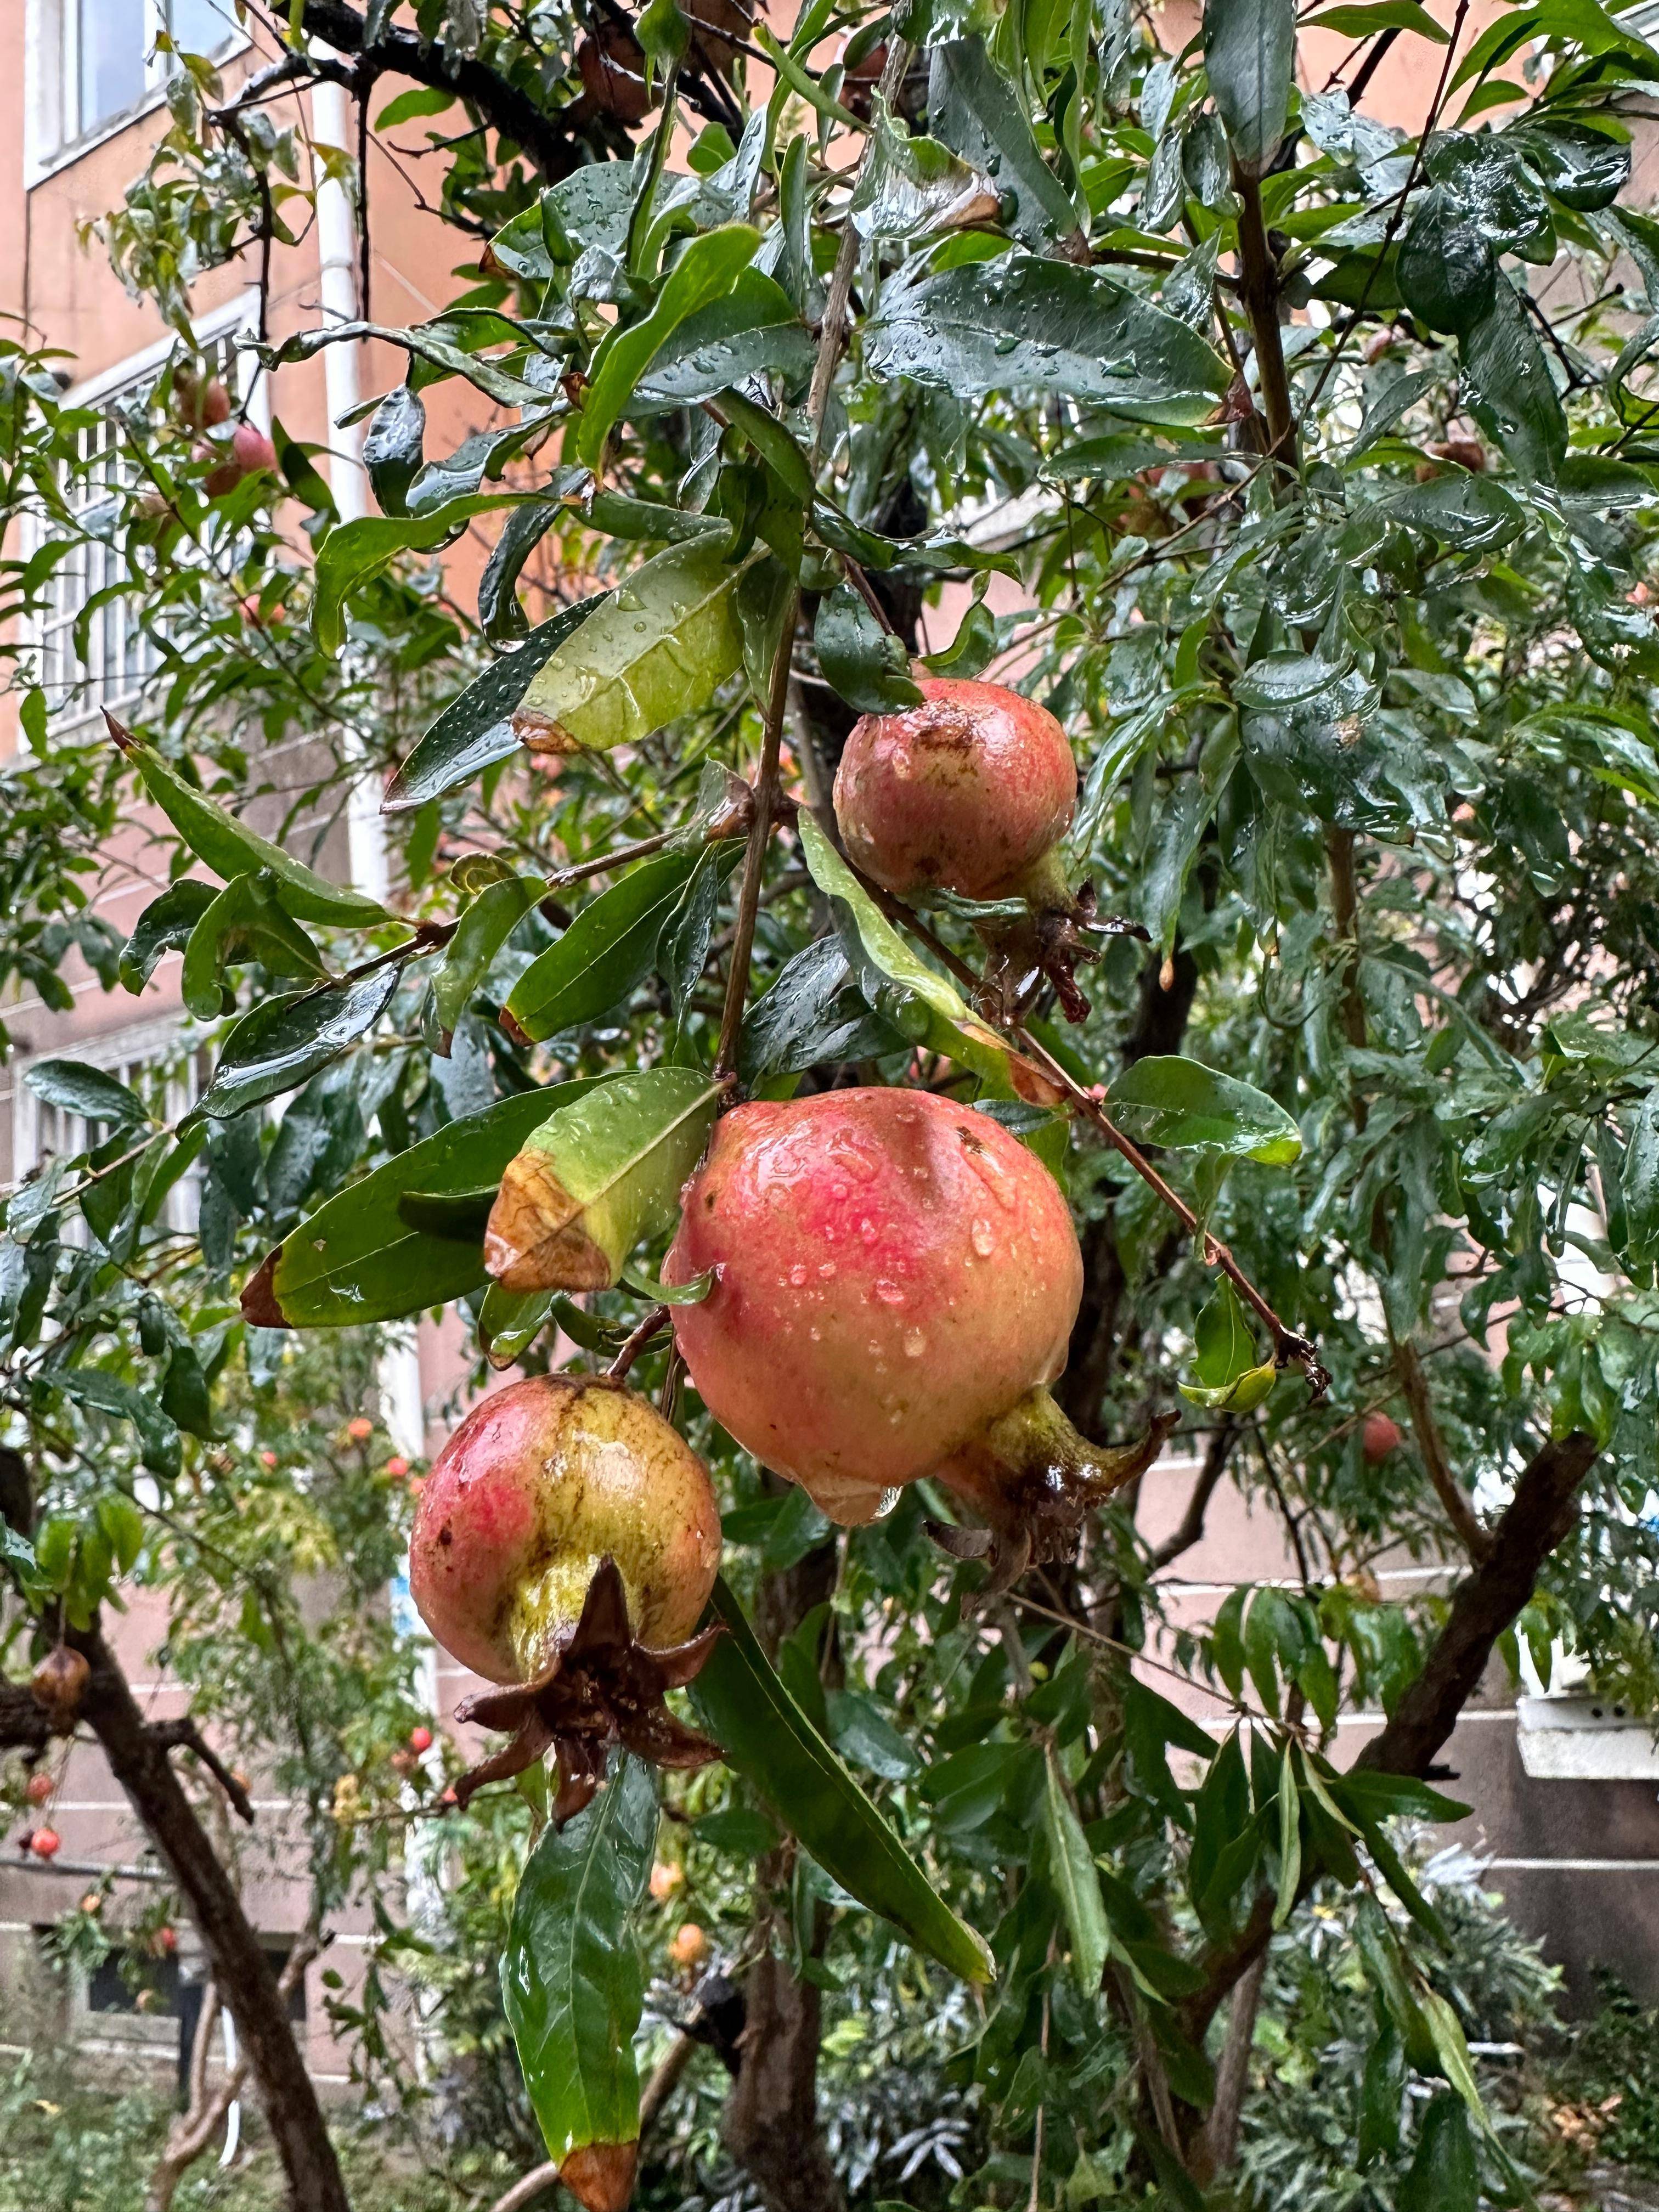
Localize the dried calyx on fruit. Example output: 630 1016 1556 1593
410 1375 723 1822
665 1088 1174 1593
833 677 1135 1023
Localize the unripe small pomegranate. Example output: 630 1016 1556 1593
650 1860 683 1900
408 1725 433 1754
81 1892 102 1914
666 1090 1172 1581
834 679 1117 1020
157 1925 177 1955
385 1455 410 1480
669 1922 708 1968
347 1417 375 1443
30 1827 60 1859
25 1773 54 1807
31 1646 89 1735
232 422 278 476
411 1377 724 1820
1363 1412 1403 1465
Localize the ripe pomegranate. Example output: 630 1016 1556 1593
346 1417 375 1443
408 1725 433 1754
204 423 279 499
30 1827 60 1859
173 366 230 428
833 678 1115 1020
31 1646 89 1734
1363 1412 1403 1465
157 1925 178 1955
411 1376 724 1821
665 1088 1172 1583
25 1773 54 1807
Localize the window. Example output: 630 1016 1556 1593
25 314 256 731
29 0 245 174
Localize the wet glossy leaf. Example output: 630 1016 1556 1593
1397 192 1496 337
1459 280 1567 482
1358 2012 1406 2165
200 968 400 1120
478 1281 558 1369
1273 1745 1301 1926
119 879 218 994
362 384 425 516
1379 473 1525 551
849 104 1000 241
312 492 552 656
738 936 907 1080
24 1059 149 1128
479 502 565 642
52 1368 181 1480
1305 1 1447 38
510 538 757 758
1041 1748 1108 1996
485 1066 721 1292
825 1689 921 1780
575 224 761 466
244 1084 595 1327
113 727 388 925
1180 1279 1276 1412
815 585 923 714
1622 1088 1659 1267
385 595 603 813
690 1578 994 1984
633 267 816 404
927 40 1085 253
503 1751 654 2174
1106 1055 1302 1163
1510 117 1630 211
864 254 1229 425
428 873 546 1053
504 853 699 1043
1400 2091 1477 2212
1203 0 1295 177
180 873 328 1019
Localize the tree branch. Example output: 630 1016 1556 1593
0 1679 53 1752
1232 170 1295 466
71 1620 349 2212
1150 1419 1240 1570
1180 1427 1597 2042
148 1716 257 1825
1392 1336 1491 1564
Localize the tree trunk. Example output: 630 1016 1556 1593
722 1536 845 2212
72 1622 350 2212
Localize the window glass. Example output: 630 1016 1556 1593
167 0 234 55
78 0 147 138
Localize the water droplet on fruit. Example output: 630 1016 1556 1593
819 1261 837 1279
904 1329 927 1358
831 1181 849 1200
809 1325 821 1340
966 1146 1019 1210
859 1217 876 1241
874 1279 905 1305
789 1264 808 1286
971 1218 995 1256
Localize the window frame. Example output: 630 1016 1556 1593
16 291 268 745
24 0 250 185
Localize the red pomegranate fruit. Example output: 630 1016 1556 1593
1362 1412 1403 1464
24 1773 54 1807
408 1725 433 1754
410 1376 724 1820
31 1646 89 1734
833 678 1116 1020
30 1828 60 1860
665 1088 1172 1582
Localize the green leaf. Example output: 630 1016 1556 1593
200 969 399 1120
1401 2091 1477 2212
1106 1056 1302 1163
510 538 757 758
114 729 388 926
478 1282 558 1370
312 492 555 656
1397 192 1496 337
738 936 907 1080
385 595 602 813
849 104 1000 242
428 874 546 1053
504 854 699 1044
632 268 816 406
1305 2 1447 38
1510 117 1630 211
376 84 455 126
180 874 328 1018
1273 1744 1301 1927
864 255 1229 425
1380 473 1525 552
503 1751 654 2171
485 1067 721 1293
690 1578 992 1983
24 1060 149 1129
1041 1747 1109 1997
825 1688 921 1779
1357 2011 1406 2165
927 40 1085 254
479 503 565 642
119 880 219 995
51 1368 182 1481
362 385 426 517
795 812 1049 1101
575 225 762 466
1203 0 1295 177
245 1085 596 1327
1622 1088 1659 1268
1419 1988 1488 2129
1181 1279 1276 1413
1459 280 1567 483
622 1261 713 1305
814 585 923 714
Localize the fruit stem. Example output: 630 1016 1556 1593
937 1388 1180 1571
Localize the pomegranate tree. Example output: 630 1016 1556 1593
833 677 1110 1020
665 1087 1172 1588
410 1375 723 1820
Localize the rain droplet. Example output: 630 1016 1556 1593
874 1279 905 1305
789 1264 809 1286
859 1217 877 1242
819 1261 837 1279
971 1218 995 1257
904 1329 927 1358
